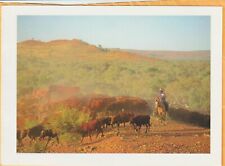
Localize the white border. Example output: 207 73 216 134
1 6 222 166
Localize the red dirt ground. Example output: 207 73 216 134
18 118 210 153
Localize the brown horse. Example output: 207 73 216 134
154 97 167 121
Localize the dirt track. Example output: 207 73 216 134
45 118 210 153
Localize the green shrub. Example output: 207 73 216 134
48 106 90 133
24 119 39 129
60 132 80 143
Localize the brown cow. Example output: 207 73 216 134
77 119 104 143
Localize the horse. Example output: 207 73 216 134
154 97 167 122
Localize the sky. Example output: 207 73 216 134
17 16 210 51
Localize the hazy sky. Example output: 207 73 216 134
18 16 210 51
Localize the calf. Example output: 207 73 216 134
130 115 150 133
77 119 104 143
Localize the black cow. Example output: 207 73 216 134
130 115 150 133
40 129 59 149
111 112 134 127
99 117 112 128
27 125 44 141
111 112 134 135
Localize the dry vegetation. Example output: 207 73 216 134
17 39 210 153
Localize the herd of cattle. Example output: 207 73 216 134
17 112 151 147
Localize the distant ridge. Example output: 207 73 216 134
18 39 209 61
19 39 90 46
17 39 157 62
19 40 44 46
123 49 210 61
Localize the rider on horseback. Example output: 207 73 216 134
159 88 169 112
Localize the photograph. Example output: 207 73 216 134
1 6 222 166
16 15 211 153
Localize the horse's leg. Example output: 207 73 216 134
164 113 168 125
160 115 164 124
159 109 165 123
161 112 166 124
154 108 158 117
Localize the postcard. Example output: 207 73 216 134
1 6 222 166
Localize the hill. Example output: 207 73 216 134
18 39 156 62
123 49 210 61
17 39 210 113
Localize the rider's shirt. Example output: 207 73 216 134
160 92 166 102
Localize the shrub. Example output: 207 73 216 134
24 119 39 129
48 106 90 133
60 132 80 143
